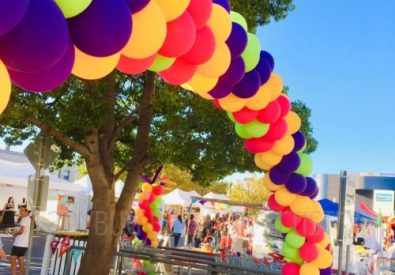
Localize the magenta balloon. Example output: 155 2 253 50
0 0 29 36
255 51 272 85
68 0 132 57
213 0 230 13
226 23 248 58
219 56 245 86
0 0 69 73
126 0 150 14
232 70 261 99
9 42 74 92
208 82 233 99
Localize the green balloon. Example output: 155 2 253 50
227 112 236 122
150 201 159 210
55 0 92 18
275 217 292 233
133 239 142 248
149 54 175 72
290 256 305 265
244 120 269 138
242 33 261 72
230 11 248 31
154 209 161 217
285 230 306 249
296 153 313 176
281 244 299 260
235 123 250 139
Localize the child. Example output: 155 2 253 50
220 229 232 250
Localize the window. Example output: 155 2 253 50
61 170 71 181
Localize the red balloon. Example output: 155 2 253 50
244 137 274 153
307 225 325 243
187 0 213 30
159 12 197 57
153 186 164 196
233 107 258 124
153 223 161 233
282 263 300 275
147 193 156 203
263 118 288 141
257 101 281 124
268 195 287 212
213 99 223 110
296 218 317 237
139 200 149 210
299 243 319 262
117 54 156 75
277 94 291 117
152 216 159 224
281 210 302 228
181 26 216 65
159 58 197 85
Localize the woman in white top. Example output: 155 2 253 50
172 215 184 247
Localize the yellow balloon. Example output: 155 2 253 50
151 240 159 248
198 43 231 78
254 156 272 170
290 195 313 218
142 183 153 193
300 263 319 275
311 249 333 269
218 93 247 112
274 187 297 207
147 231 157 240
263 174 283 191
311 200 325 223
207 4 232 42
136 216 148 225
143 223 153 233
266 73 284 101
197 92 214 100
284 111 301 134
0 60 11 114
154 0 190 22
245 85 271 111
136 208 144 217
316 234 330 250
271 135 295 156
255 151 282 168
72 47 119 80
183 72 218 94
122 1 167 59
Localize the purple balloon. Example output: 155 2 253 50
143 239 151 246
0 0 29 37
226 22 248 58
285 173 307 194
260 51 275 71
292 131 306 152
213 0 231 13
301 177 318 197
219 56 245 86
320 267 332 275
269 167 290 185
208 82 232 99
309 186 319 199
9 41 74 92
233 70 261 98
132 223 140 232
68 0 132 57
276 153 301 173
254 52 272 85
0 0 69 73
137 230 147 240
126 0 150 14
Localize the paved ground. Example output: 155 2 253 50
0 234 46 275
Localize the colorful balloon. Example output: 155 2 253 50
281 210 302 229
217 93 247 112
226 23 248 58
300 264 320 275
209 82 233 99
275 153 301 174
300 243 319 262
244 137 275 154
266 73 284 101
282 244 299 260
257 100 281 123
187 0 213 30
296 218 317 238
264 118 288 141
275 216 292 234
232 107 258 124
285 173 307 194
181 26 216 65
269 167 290 185
233 70 261 98
267 194 287 210
285 230 306 249
284 111 302 135
245 86 272 111
219 57 245 86
292 131 307 152
154 0 190 22
198 43 231 78
254 51 272 85
149 55 175 72
0 0 29 36
296 153 314 176
277 95 291 117
0 60 12 114
307 225 325 244
271 135 295 156
255 151 282 168
117 54 156 75
183 72 218 94
213 0 231 13
230 12 248 30
122 1 167 59
310 249 333 269
68 0 132 57
125 0 150 14
55 0 92 18
241 33 261 72
208 4 232 42
282 263 300 275
159 59 196 85
274 187 297 207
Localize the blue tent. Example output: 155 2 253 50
318 199 376 223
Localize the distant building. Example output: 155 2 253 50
315 173 395 216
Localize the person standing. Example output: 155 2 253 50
187 214 197 246
10 207 30 275
172 215 184 247
0 238 6 260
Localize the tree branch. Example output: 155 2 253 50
111 111 138 146
25 117 91 159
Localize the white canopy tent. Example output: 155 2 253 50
203 192 229 200
200 192 245 215
73 175 125 198
162 188 193 206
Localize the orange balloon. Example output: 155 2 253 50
0 60 11 114
316 234 330 250
151 240 159 248
300 263 319 275
284 111 301 134
274 187 297 207
218 93 247 112
72 47 119 80
311 200 325 223
266 73 284 101
197 92 214 100
198 43 231 78
271 135 295 156
310 249 333 269
207 4 232 42
154 0 191 22
122 1 167 59
255 151 282 167
290 195 313 218
263 174 283 191
183 72 218 94
245 85 271 111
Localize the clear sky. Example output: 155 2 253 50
256 0 395 175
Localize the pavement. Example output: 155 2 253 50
0 234 46 275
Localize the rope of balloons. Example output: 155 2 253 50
0 0 332 274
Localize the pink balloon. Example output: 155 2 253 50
159 59 196 85
187 0 213 30
181 26 216 65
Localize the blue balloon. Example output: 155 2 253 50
208 82 233 99
276 153 301 173
254 51 272 85
125 0 150 14
269 166 290 185
226 23 248 58
260 51 275 71
219 56 245 86
292 131 306 152
213 0 231 13
301 177 318 197
0 0 29 37
320 267 332 275
233 70 261 98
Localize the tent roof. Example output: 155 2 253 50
162 188 192 205
318 199 377 223
203 192 228 200
73 175 124 197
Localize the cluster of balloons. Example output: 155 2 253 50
134 182 164 248
0 1 331 274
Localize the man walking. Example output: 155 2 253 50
10 206 30 275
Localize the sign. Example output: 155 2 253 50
373 190 394 216
24 134 60 170
57 195 75 216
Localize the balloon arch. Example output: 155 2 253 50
0 0 332 274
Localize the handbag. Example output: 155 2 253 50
0 212 4 224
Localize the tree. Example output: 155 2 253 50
0 2 300 274
229 176 271 204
